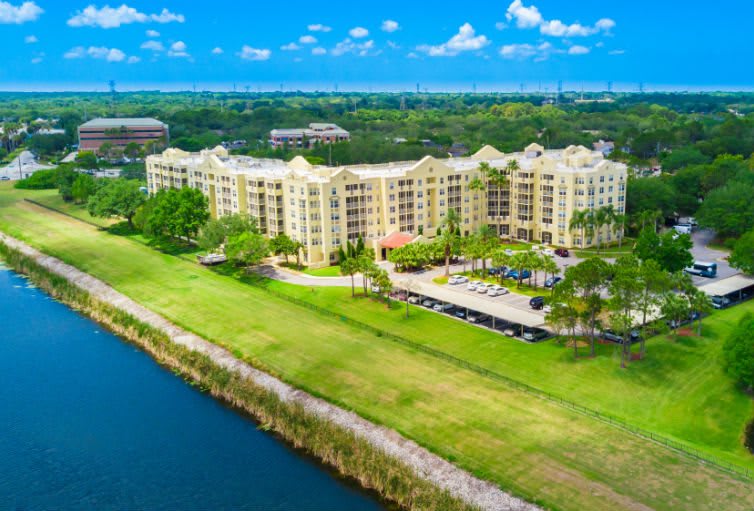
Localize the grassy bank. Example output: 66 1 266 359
0 240 476 511
1 184 753 511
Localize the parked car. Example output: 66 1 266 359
0 176 9 181
487 285 508 296
543 304 552 314
544 276 562 288
554 248 569 257
477 283 490 294
454 309 467 319
711 295 730 309
407 296 421 304
433 303 455 313
503 326 518 337
467 280 483 291
543 248 554 256
468 312 491 323
600 329 641 344
529 296 545 310
507 269 531 280
371 285 381 293
523 329 549 342
422 298 439 308
448 274 468 285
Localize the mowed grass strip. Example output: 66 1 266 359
261 278 754 469
1 185 753 511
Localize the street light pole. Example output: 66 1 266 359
18 155 22 180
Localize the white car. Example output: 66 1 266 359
467 280 482 291
543 248 554 256
531 245 540 251
371 285 381 293
487 285 509 296
543 304 552 314
448 274 468 285
477 283 489 294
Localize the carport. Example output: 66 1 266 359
698 274 754 308
400 280 549 339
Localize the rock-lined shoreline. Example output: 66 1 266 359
0 232 539 511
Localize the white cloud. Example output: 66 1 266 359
608 49 625 55
64 46 85 59
64 45 129 62
127 55 140 63
280 42 300 51
167 40 189 58
30 56 42 64
595 41 604 48
151 8 183 23
24 34 37 43
308 23 331 32
330 38 379 57
211 47 223 55
146 29 160 37
505 0 543 28
0 1 42 24
495 21 507 30
237 45 271 61
349 26 369 38
299 35 317 44
140 40 164 51
568 45 590 55
381 19 399 32
500 41 555 61
595 18 615 32
311 46 326 56
67 5 184 29
506 1 616 38
407 52 419 59
417 23 489 57
387 40 400 49
293 57 303 63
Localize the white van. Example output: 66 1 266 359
674 224 692 235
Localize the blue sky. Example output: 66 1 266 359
1 0 752 91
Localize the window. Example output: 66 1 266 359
330 199 339 209
331 187 337 196
389 194 395 201
600 176 605 183
418 179 422 186
389 182 395 190
289 185 295 193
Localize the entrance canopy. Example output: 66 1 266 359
380 232 416 250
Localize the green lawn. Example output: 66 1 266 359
303 264 342 277
23 188 116 228
1 184 753 511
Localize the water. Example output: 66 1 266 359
0 266 384 510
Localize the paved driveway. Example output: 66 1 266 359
0 150 54 180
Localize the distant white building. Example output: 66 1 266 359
270 123 350 148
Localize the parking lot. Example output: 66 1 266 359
399 279 551 343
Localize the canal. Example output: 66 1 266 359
0 265 384 510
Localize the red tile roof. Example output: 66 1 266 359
380 232 415 249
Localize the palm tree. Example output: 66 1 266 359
569 209 588 248
542 255 559 290
440 208 461 277
491 249 511 284
530 251 545 288
340 257 359 297
509 251 529 288
612 212 627 249
477 224 497 276
593 207 610 253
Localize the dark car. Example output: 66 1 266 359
523 329 550 342
601 329 641 344
454 309 467 319
529 296 545 310
507 269 531 280
544 276 562 288
554 248 569 257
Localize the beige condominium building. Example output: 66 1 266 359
146 142 627 268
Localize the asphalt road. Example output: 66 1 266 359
0 150 54 181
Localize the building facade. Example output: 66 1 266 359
270 123 350 148
78 118 169 152
146 143 626 267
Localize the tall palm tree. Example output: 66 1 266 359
569 209 588 248
440 208 461 277
509 251 529 288
612 213 627 249
491 249 511 285
530 251 545 288
477 224 497 276
542 255 559 293
593 207 610 253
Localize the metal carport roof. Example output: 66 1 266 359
698 274 754 297
397 280 547 329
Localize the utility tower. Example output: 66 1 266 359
607 81 613 93
108 80 116 115
556 80 563 104
638 82 644 93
